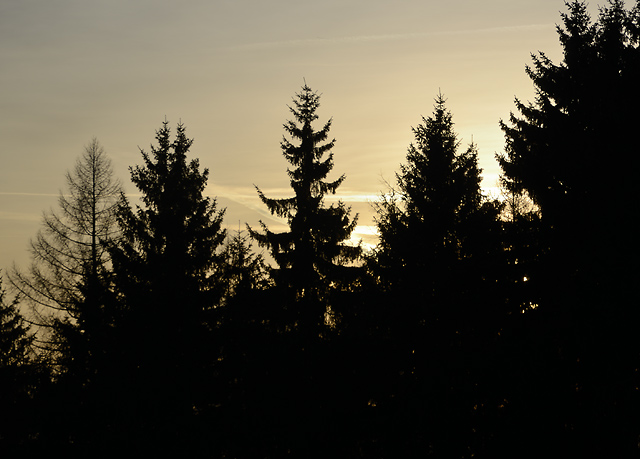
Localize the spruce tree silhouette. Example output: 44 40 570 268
372 93 502 457
108 120 226 453
376 93 499 329
219 229 271 306
248 83 360 334
227 83 366 458
0 275 34 376
0 273 49 454
496 1 640 455
499 0 639 289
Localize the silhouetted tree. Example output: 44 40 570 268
376 93 499 307
495 1 640 455
499 0 639 284
9 138 121 379
0 274 43 451
0 275 34 376
108 121 226 448
248 83 360 333
371 94 503 456
111 119 226 350
220 229 271 305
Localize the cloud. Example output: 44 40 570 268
232 23 555 51
0 212 41 223
0 192 59 197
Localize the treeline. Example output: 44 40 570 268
2 1 639 456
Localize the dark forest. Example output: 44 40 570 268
2 1 639 456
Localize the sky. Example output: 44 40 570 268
0 0 612 273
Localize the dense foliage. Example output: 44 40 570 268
497 1 640 454
2 2 639 455
248 83 361 333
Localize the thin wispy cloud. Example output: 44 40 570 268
233 23 555 51
210 186 380 204
0 192 60 197
0 211 42 222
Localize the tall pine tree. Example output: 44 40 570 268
375 93 497 301
499 0 639 283
248 83 360 332
0 274 41 453
372 93 501 457
109 121 226 446
112 120 226 346
496 2 640 454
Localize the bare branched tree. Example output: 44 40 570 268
10 138 121 359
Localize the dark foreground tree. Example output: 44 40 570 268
496 1 640 455
9 138 121 379
108 121 226 451
248 83 360 332
499 0 639 283
112 119 227 323
219 229 271 305
0 274 35 380
375 93 500 313
0 274 43 452
371 94 503 457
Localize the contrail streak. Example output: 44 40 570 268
233 23 554 50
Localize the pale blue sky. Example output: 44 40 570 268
0 0 609 271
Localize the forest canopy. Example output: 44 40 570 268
1 2 639 456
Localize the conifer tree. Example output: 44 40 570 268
0 274 43 451
497 0 640 322
495 2 640 453
248 84 360 330
498 0 639 277
111 120 226 344
107 121 227 447
372 94 501 458
375 93 496 296
220 229 270 304
9 138 121 377
0 275 34 371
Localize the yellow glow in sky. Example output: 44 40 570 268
0 0 613 270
